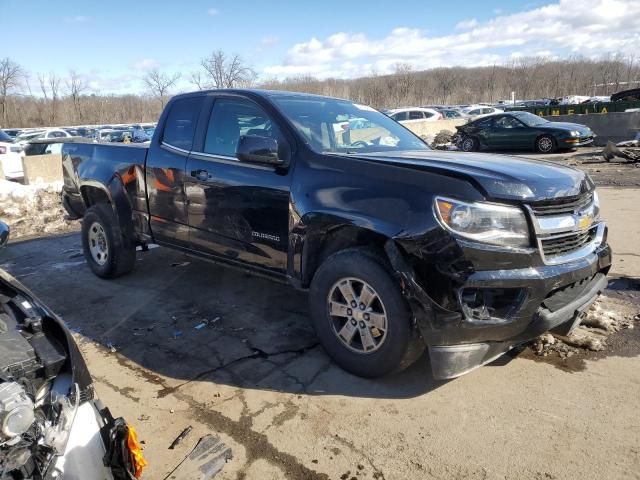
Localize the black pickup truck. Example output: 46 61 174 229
61 89 611 379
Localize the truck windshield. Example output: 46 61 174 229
272 96 429 154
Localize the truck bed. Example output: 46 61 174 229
61 141 149 222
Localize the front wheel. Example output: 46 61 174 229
81 203 136 278
309 248 423 378
536 135 557 153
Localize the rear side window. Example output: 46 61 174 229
162 97 202 150
475 117 494 128
409 111 423 120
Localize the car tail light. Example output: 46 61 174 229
0 146 6 154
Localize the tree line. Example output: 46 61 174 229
1 53 637 129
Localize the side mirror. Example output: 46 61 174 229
236 135 283 166
0 221 9 248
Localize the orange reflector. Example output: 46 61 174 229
436 199 454 223
127 425 148 479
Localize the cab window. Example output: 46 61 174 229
204 98 282 158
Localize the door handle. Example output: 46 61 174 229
191 169 209 181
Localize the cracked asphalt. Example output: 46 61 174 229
1 187 639 480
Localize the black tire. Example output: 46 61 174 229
309 247 423 378
459 136 479 152
81 203 136 278
535 134 557 153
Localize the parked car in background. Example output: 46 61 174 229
94 128 134 143
460 105 503 118
436 108 465 119
0 129 24 180
454 111 595 153
2 128 23 139
15 129 71 147
143 125 155 138
22 137 75 156
386 107 443 122
15 130 46 146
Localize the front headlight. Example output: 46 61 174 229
570 130 580 137
435 197 531 248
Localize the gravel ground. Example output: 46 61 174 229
514 147 640 188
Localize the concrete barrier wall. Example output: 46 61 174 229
22 154 63 185
345 118 467 144
544 112 640 146
404 119 467 139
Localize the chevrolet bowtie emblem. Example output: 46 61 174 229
578 214 592 230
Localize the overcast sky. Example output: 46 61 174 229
2 0 638 94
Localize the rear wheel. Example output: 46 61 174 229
82 203 136 278
309 248 423 377
536 134 557 153
459 136 479 152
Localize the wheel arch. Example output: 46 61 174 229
296 213 400 288
79 176 136 247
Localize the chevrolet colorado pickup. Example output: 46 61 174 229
61 90 611 379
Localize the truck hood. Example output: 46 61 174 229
350 150 594 201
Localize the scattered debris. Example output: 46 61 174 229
163 434 232 480
173 330 182 339
555 330 606 351
171 261 191 267
138 414 151 422
602 141 640 164
194 317 220 330
431 130 456 150
106 341 117 353
169 426 193 450
530 296 639 358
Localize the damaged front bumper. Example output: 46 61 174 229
386 238 612 380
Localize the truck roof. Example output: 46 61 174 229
171 88 348 103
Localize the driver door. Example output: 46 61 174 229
185 96 292 275
490 115 531 149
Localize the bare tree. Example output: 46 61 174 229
189 71 208 90
0 58 24 127
200 50 256 89
66 70 88 123
432 67 458 104
143 68 181 108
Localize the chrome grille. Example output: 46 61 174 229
540 227 597 258
530 193 593 217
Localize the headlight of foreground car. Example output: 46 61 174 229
435 197 530 248
569 130 580 137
